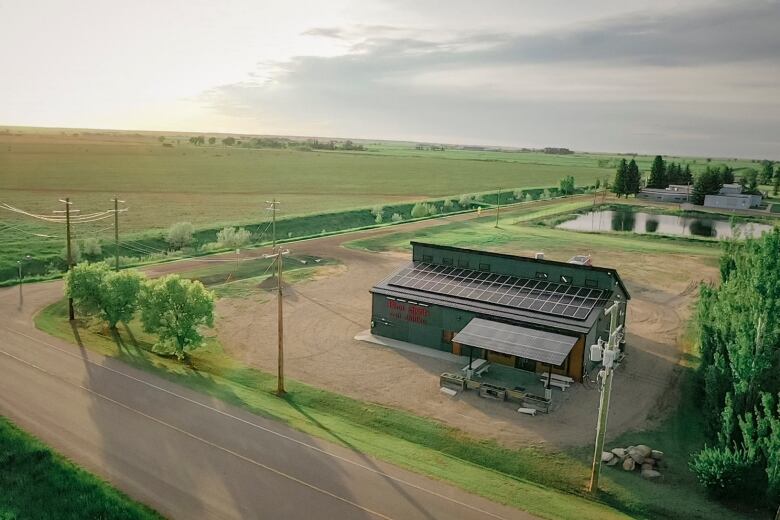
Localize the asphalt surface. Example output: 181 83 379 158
0 207 542 520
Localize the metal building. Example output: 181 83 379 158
370 242 630 382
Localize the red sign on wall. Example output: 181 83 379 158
387 299 429 325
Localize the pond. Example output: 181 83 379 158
556 209 773 239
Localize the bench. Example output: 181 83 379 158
539 377 570 391
547 373 575 384
517 407 537 416
462 358 489 377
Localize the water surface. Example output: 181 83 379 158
556 209 772 239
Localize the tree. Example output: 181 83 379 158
721 166 735 185
774 170 780 196
692 230 780 507
648 155 667 188
682 164 693 185
410 203 429 218
166 222 194 249
594 178 600 190
215 226 251 249
221 137 236 146
742 168 759 193
626 159 641 196
81 237 102 259
158 136 165 143
208 137 216 145
390 213 403 222
691 167 724 205
140 275 214 360
65 262 144 330
612 159 628 197
558 175 576 195
760 161 774 185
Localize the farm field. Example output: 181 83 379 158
0 127 760 233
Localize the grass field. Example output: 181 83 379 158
0 414 161 520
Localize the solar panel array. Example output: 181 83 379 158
387 262 606 320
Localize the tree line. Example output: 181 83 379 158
691 230 780 516
66 262 215 361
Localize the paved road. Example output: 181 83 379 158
0 206 546 520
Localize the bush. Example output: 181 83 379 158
390 213 403 222
81 237 102 258
166 222 194 249
690 445 760 498
61 241 82 264
371 206 385 218
216 226 251 249
458 194 473 208
443 199 454 210
410 203 429 218
374 214 383 224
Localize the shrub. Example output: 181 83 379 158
443 199 454 210
524 193 533 202
390 213 403 222
374 214 383 224
81 237 102 258
458 194 473 208
513 189 524 200
61 240 82 264
690 445 759 498
166 222 194 249
410 203 429 218
216 226 251 249
371 206 385 218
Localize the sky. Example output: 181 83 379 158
0 0 778 158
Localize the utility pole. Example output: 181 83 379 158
588 301 623 495
495 188 501 228
263 248 290 396
266 199 280 251
56 198 77 321
276 248 285 395
111 197 125 272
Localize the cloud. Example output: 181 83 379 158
202 0 780 157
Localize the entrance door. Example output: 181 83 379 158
516 356 536 372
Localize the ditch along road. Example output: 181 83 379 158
0 202 559 520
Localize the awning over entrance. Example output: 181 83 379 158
453 318 577 366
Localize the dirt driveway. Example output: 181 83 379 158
212 206 719 448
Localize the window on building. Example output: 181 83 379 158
442 257 453 266
478 263 491 272
585 278 599 288
536 272 548 279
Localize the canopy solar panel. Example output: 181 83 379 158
453 318 577 365
387 262 606 320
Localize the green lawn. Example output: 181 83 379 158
0 415 161 520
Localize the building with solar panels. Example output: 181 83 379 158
370 242 629 382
